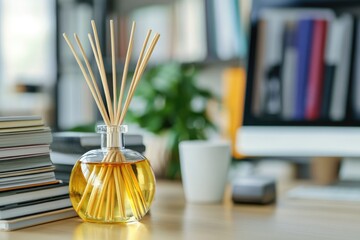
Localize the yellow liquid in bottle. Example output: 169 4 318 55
69 159 156 223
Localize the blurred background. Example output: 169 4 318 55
0 0 250 131
0 0 251 178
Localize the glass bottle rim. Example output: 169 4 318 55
96 124 128 134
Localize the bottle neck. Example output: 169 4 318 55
99 125 126 149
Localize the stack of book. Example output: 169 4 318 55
51 131 145 183
0 116 76 231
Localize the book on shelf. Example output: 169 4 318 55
295 18 313 120
281 21 297 120
258 9 287 117
0 207 76 231
305 19 327 120
222 67 246 158
321 15 340 119
0 195 71 220
0 183 68 206
0 116 44 129
353 18 360 119
174 0 207 62
213 0 244 60
130 4 175 63
113 0 246 63
329 14 354 121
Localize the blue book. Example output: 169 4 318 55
294 19 313 120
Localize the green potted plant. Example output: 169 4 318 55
126 62 216 179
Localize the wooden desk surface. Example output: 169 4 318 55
1 180 359 240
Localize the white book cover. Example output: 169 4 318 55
174 0 207 62
213 0 239 60
330 14 353 121
281 22 298 120
130 5 174 63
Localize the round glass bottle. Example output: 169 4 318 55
69 125 156 223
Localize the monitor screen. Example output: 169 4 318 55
237 0 360 157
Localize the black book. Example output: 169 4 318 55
321 65 336 118
51 132 144 154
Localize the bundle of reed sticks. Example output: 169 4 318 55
63 20 160 222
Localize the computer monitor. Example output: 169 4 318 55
236 0 360 157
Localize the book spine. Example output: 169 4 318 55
330 14 354 121
204 0 217 60
305 19 328 120
353 19 360 119
263 16 284 117
252 20 267 117
281 21 298 120
321 18 340 119
295 19 313 120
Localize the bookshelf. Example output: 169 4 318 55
55 0 249 130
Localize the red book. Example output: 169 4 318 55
305 19 328 120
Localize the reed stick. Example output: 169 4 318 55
110 20 117 118
91 20 114 123
115 21 136 123
113 162 125 218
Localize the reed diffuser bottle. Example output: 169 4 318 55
63 19 160 223
69 125 155 223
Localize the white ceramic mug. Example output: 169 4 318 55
179 140 231 203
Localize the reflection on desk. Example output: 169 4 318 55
0 180 360 240
74 222 149 239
